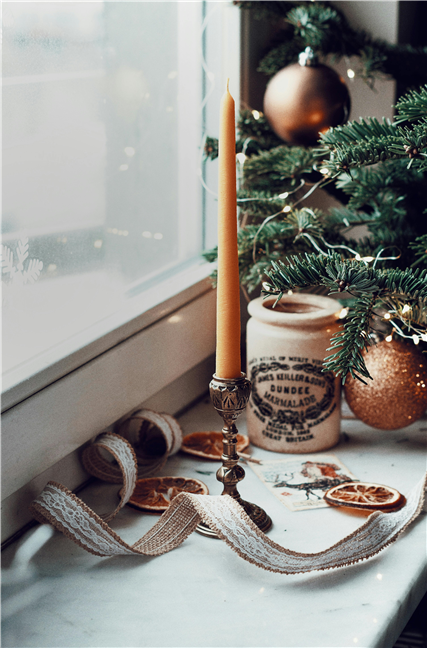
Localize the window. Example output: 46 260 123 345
2 1 240 543
2 1 209 392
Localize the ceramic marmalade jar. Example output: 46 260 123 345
246 293 342 453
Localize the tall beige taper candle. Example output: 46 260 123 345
215 81 241 379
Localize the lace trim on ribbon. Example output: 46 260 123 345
29 429 427 574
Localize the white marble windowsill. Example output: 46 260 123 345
2 398 426 648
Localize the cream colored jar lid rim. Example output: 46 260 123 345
248 294 342 326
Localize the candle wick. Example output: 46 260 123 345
226 78 230 93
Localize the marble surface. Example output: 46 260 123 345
2 398 426 648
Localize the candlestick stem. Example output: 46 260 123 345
196 374 272 537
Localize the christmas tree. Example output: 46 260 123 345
204 1 427 383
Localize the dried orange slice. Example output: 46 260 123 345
181 431 250 460
126 476 208 512
324 481 406 512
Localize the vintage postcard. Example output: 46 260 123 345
250 454 357 511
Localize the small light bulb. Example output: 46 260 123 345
319 167 329 175
287 289 293 295
278 192 289 199
362 256 374 262
94 239 103 248
339 308 349 319
355 253 362 261
412 335 420 345
384 313 391 320
385 335 393 342
252 110 260 120
236 153 247 164
347 69 355 79
402 304 411 314
124 147 135 157
282 205 291 213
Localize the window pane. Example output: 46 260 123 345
2 2 203 380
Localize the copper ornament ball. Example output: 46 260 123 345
344 339 427 430
263 63 350 147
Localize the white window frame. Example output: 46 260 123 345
1 0 241 544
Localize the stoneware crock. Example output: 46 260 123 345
246 293 342 453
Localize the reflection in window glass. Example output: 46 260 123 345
2 2 203 376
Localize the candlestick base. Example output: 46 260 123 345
196 373 272 538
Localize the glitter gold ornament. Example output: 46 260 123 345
344 339 427 430
263 48 350 147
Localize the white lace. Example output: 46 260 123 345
30 430 427 574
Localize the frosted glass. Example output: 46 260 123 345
2 2 202 376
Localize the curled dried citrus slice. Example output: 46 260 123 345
324 481 406 512
181 431 250 460
126 476 208 512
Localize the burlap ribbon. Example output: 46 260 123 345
30 418 426 574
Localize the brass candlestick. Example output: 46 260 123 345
196 373 272 537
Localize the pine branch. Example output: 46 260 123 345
286 4 360 57
204 136 218 161
242 145 315 192
334 161 413 210
409 234 427 269
265 252 427 299
237 188 287 220
204 111 286 162
323 294 376 383
237 109 284 152
319 118 395 147
324 206 373 229
204 209 343 293
395 85 427 124
317 86 427 175
263 253 427 381
318 120 427 175
257 39 305 76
